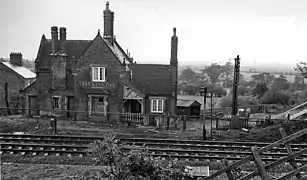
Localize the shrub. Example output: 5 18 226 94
260 90 291 105
213 86 227 97
86 132 192 180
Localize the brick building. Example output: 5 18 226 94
22 2 178 122
0 53 36 109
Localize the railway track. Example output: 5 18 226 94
1 133 307 163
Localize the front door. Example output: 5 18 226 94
67 96 74 118
91 96 106 116
28 96 37 116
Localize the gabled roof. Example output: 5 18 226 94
36 35 132 67
36 39 92 64
104 39 133 64
177 99 201 107
128 64 172 95
1 62 36 79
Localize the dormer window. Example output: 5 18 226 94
92 67 106 82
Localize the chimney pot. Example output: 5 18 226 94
59 27 67 53
51 26 59 53
10 52 23 66
103 2 114 45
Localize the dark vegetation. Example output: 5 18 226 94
179 61 307 113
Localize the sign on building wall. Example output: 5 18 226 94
78 81 117 89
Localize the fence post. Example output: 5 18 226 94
182 115 187 131
222 159 235 180
251 146 270 180
279 127 302 179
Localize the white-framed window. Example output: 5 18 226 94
92 67 106 82
151 99 164 113
52 96 61 109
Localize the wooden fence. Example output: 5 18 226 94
204 127 307 180
121 113 186 129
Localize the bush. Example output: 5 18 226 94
260 90 291 105
220 95 257 108
220 96 232 107
86 132 192 180
213 86 227 97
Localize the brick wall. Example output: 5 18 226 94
76 35 127 122
0 63 26 111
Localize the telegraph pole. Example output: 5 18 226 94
201 86 207 140
232 55 240 115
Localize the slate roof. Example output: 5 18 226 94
128 64 172 95
37 39 92 64
37 37 132 66
1 62 36 79
177 99 201 107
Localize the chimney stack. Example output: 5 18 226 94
10 52 23 66
170 27 178 65
51 26 59 54
170 27 178 116
103 1 114 45
59 27 67 53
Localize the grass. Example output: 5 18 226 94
1 156 298 180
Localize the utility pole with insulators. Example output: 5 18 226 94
201 86 207 140
232 55 240 115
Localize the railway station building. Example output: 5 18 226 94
21 2 179 123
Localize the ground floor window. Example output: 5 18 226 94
52 96 61 109
151 99 164 113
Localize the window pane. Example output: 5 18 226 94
99 67 104 81
152 100 157 111
158 100 163 112
93 67 98 81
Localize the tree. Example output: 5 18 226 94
294 62 307 91
237 85 251 96
271 75 290 91
293 75 304 91
251 73 276 86
260 90 291 105
86 132 190 180
179 67 196 83
180 83 202 95
202 63 224 85
222 60 234 87
252 82 269 99
213 86 227 97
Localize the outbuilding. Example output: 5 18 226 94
176 99 201 118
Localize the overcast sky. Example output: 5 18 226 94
1 0 307 67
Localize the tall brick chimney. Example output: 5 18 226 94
10 52 23 66
51 26 59 54
170 27 178 116
103 1 114 45
59 27 66 54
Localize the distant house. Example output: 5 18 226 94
22 2 178 122
0 53 36 108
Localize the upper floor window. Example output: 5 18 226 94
151 99 164 113
92 67 106 82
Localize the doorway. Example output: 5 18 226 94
66 96 74 118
